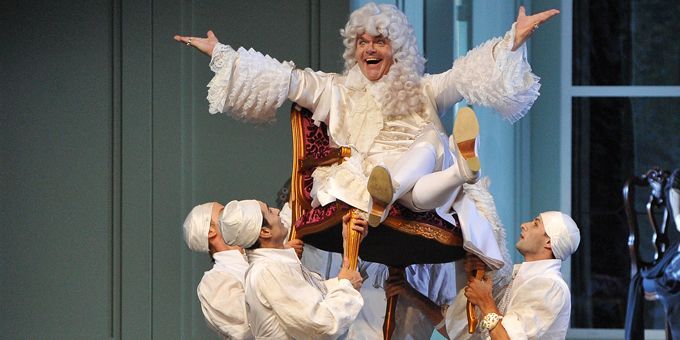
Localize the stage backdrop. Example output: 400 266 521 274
1 0 349 338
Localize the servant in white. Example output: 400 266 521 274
221 199 366 339
182 201 252 339
183 200 303 339
460 211 581 339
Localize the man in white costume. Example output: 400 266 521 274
219 199 367 339
174 3 559 234
182 201 303 339
386 211 581 339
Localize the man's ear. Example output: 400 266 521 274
260 227 272 240
208 224 218 239
545 237 552 251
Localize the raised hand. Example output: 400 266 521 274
384 268 412 299
173 30 219 57
512 6 560 51
284 238 304 258
464 275 494 309
342 212 369 242
337 256 363 290
464 253 487 280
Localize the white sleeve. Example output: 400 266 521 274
206 43 294 124
254 265 363 338
427 23 540 123
288 68 335 125
501 277 569 339
197 270 252 339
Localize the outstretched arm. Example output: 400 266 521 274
174 30 219 57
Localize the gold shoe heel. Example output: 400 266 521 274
367 166 393 227
453 107 480 173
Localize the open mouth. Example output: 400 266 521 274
365 58 382 65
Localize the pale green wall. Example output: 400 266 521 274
1 0 349 338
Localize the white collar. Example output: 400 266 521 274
512 259 562 287
247 247 299 265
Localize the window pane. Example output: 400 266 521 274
571 97 680 328
573 0 680 85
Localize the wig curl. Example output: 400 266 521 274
341 3 426 117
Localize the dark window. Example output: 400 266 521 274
571 96 680 328
573 0 680 86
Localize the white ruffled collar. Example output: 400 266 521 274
344 65 391 112
345 64 370 90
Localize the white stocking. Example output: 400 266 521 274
408 158 469 210
388 142 437 202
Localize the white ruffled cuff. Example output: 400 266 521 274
206 44 295 123
452 23 540 123
209 43 237 73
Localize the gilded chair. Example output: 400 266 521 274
287 103 470 338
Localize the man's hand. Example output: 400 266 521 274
384 268 414 299
337 256 363 291
464 276 495 312
342 212 369 242
512 6 560 51
173 30 219 56
464 253 487 280
284 238 304 258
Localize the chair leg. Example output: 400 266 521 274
344 209 362 271
467 269 485 333
383 267 404 340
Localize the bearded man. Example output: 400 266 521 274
174 3 558 231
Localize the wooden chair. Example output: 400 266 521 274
623 168 675 339
287 103 466 339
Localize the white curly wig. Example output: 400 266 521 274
341 2 426 117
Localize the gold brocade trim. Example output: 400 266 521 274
383 217 462 246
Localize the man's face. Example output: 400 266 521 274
355 33 394 81
515 216 550 257
258 201 287 245
208 202 230 254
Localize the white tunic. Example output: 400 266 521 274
244 247 364 340
446 259 571 340
197 250 253 339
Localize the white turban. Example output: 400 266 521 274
540 211 581 260
182 202 213 253
219 200 263 248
